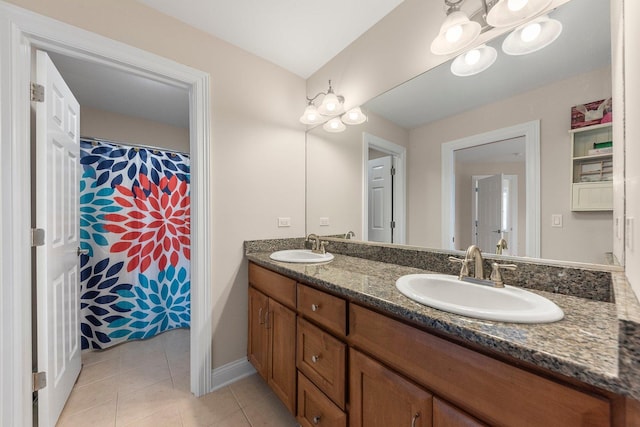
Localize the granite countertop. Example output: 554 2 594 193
246 251 630 398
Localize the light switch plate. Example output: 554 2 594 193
551 214 563 228
277 217 291 227
319 217 330 226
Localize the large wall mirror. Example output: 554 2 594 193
306 0 616 265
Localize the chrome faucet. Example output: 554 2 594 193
496 238 508 255
306 233 327 254
450 244 517 287
306 233 320 251
465 245 484 280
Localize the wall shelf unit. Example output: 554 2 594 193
570 122 613 211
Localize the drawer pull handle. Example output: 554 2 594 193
312 415 321 425
411 412 420 427
311 304 320 312
311 354 320 363
258 307 264 325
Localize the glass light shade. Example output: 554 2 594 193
341 107 367 125
486 0 552 28
323 117 346 133
502 15 562 56
430 11 481 55
299 104 322 125
450 45 497 77
317 92 344 115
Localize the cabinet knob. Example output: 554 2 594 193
311 304 320 312
312 415 321 425
311 354 320 363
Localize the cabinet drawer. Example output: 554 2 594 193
349 304 611 427
297 372 346 427
297 317 346 409
297 284 346 336
249 263 296 309
433 398 487 427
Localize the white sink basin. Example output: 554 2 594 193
270 249 334 264
396 274 564 323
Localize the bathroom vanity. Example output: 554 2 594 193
246 239 640 426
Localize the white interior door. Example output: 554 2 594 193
368 156 393 243
35 50 82 427
476 174 503 251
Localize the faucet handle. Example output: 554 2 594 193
448 256 469 279
490 262 517 288
319 241 328 254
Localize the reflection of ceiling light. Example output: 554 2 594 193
430 10 481 55
451 45 497 76
486 0 552 28
323 117 346 133
300 79 367 132
341 107 367 125
502 15 562 55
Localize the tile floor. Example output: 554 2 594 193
56 328 298 426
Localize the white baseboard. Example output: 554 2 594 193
210 358 257 392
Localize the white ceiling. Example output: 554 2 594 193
136 0 405 79
49 52 190 129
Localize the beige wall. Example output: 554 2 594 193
81 106 189 152
306 111 409 238
408 66 613 264
620 0 640 295
8 0 307 370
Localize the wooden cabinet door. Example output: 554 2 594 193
248 287 269 380
350 348 432 427
433 398 487 427
268 298 297 413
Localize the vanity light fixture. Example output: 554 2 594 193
323 117 347 133
300 79 367 132
450 44 497 76
430 0 481 55
486 0 553 28
341 107 367 125
502 15 562 55
299 101 322 125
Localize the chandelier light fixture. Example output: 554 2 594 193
300 80 367 132
432 0 562 77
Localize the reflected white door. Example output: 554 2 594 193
368 156 393 243
35 50 82 427
476 174 503 251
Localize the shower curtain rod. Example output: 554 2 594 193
80 135 189 156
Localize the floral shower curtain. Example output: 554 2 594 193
79 138 191 350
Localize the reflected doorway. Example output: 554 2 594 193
363 133 407 244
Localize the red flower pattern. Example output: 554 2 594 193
104 174 190 272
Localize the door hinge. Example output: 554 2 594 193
31 82 44 102
390 221 396 229
391 166 396 176
33 371 47 392
31 228 45 247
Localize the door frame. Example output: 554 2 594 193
0 3 213 425
441 120 540 257
362 133 406 244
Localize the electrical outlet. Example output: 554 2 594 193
551 214 562 228
277 217 291 227
319 217 330 226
